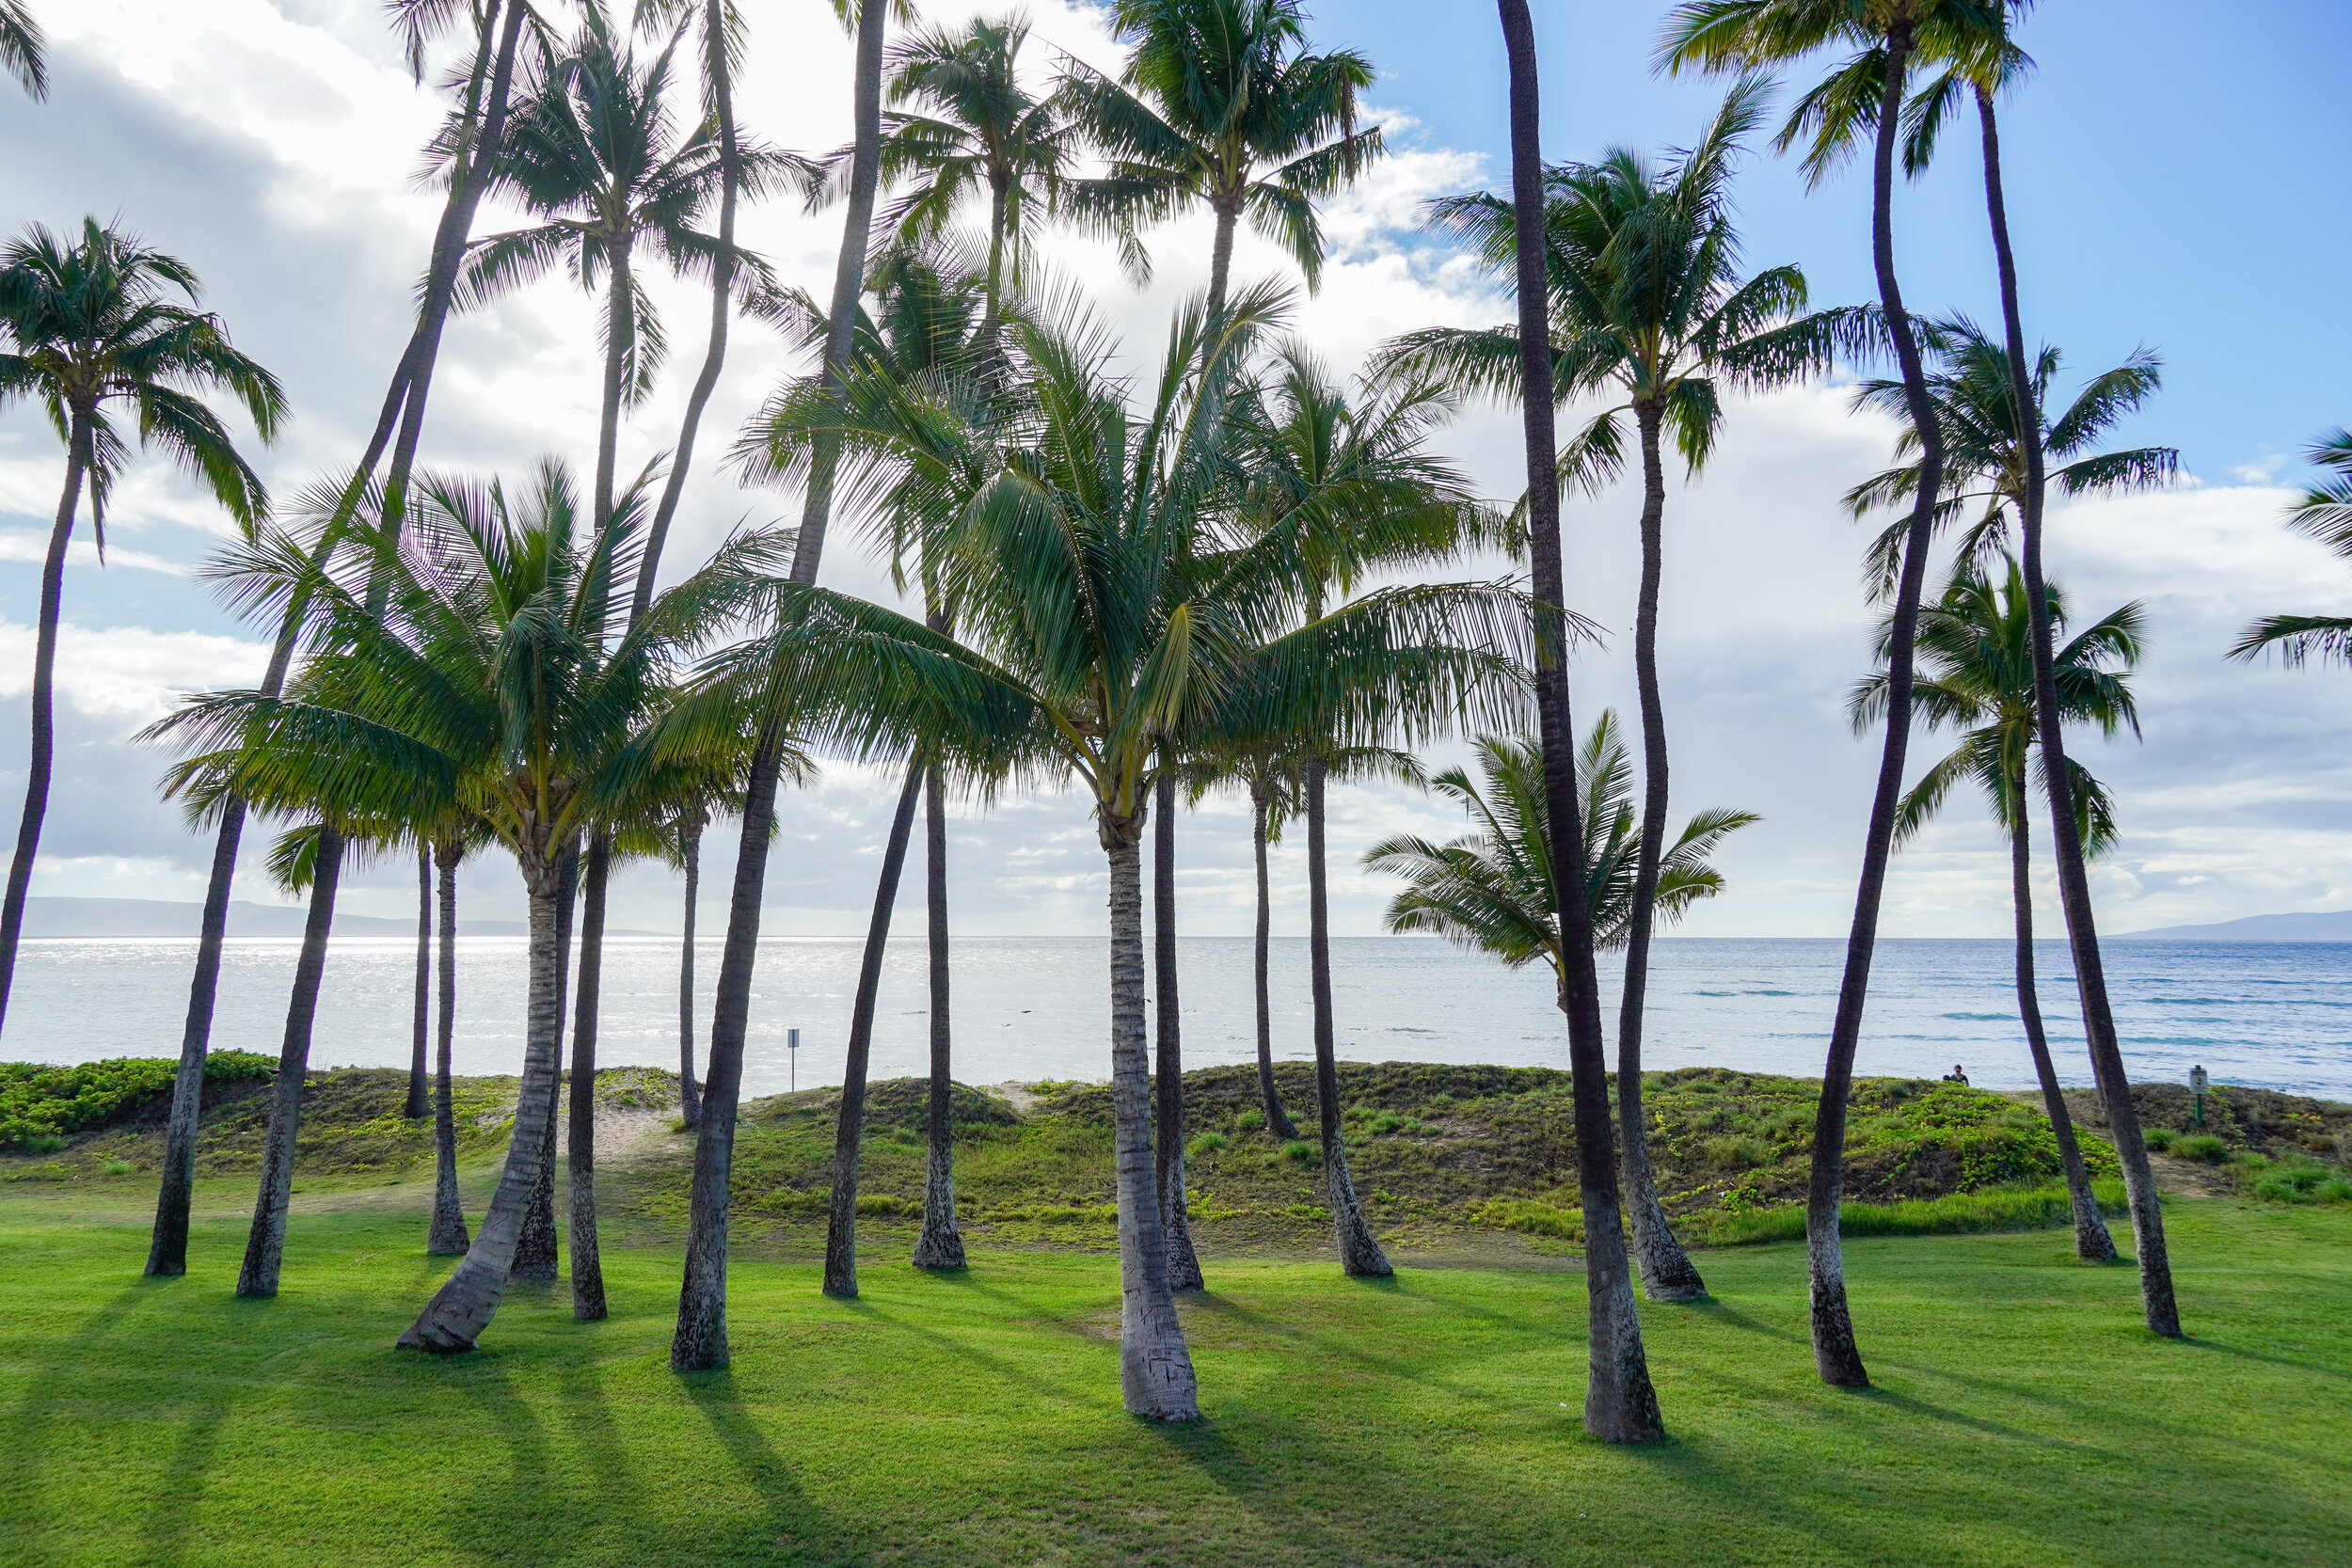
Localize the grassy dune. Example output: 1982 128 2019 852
1 1180 2346 1566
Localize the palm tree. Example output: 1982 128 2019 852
1848 317 2175 597
1227 348 1499 1278
406 844 433 1119
866 15 1075 341
0 1 44 100
1852 559 2137 1261
0 219 284 1038
725 285 1523 1414
150 0 531 1281
1060 0 1381 314
1498 0 1662 1444
428 827 481 1255
2231 430 2352 668
1659 0 2003 1389
1381 81 1862 1304
1367 716 1755 999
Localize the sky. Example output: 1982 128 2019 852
0 0 2344 942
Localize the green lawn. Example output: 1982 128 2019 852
1 1182 2345 1566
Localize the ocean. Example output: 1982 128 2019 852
9 934 2350 1103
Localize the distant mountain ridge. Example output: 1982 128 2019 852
2114 911 2352 942
21 896 662 940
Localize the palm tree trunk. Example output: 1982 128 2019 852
0 411 90 1037
1616 398 1706 1304
429 841 469 1256
1206 198 1239 322
1252 787 1297 1140
913 761 965 1270
633 0 741 623
567 832 612 1321
235 825 345 1299
1304 755 1391 1278
676 815 703 1129
1804 18 1947 1389
1496 0 1661 1444
407 846 431 1118
1976 87 2177 1336
400 865 566 1352
150 0 527 1275
514 848 577 1282
1153 768 1206 1291
2008 800 2116 1262
1104 809 1199 1420
822 759 924 1298
595 251 633 533
674 722 791 1370
789 0 890 585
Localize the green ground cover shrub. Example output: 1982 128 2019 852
0 1052 276 1148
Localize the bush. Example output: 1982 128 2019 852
99 1159 135 1177
2249 1159 2352 1205
1280 1139 1318 1164
1233 1108 1264 1132
2173 1133 2227 1164
21 1133 64 1155
2143 1127 2176 1152
1187 1132 1229 1160
1701 1133 1773 1172
1 1052 278 1149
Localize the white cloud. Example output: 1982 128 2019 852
0 617 267 722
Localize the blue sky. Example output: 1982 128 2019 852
0 0 2343 942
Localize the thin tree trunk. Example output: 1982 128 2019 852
515 849 578 1282
1252 786 1297 1140
1305 756 1390 1278
407 845 431 1118
1976 87 2177 1334
0 412 88 1037
1206 198 1238 322
677 814 703 1128
1804 20 1946 1390
594 247 632 534
673 722 790 1370
634 0 741 623
2009 801 2116 1262
235 825 345 1299
568 833 611 1321
789 0 889 586
1496 0 1661 1443
1616 398 1706 1304
913 761 965 1269
150 0 527 1275
429 841 469 1256
400 869 565 1352
1104 811 1199 1420
823 760 924 1298
1153 768 1206 1291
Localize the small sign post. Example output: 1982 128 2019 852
789 1027 801 1094
2190 1064 2209 1128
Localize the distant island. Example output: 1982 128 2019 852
19 896 662 940
2116 911 2352 942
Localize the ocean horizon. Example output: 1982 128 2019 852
13 933 2349 1103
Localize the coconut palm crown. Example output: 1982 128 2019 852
2228 429 2352 670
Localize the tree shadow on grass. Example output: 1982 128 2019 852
136 1392 228 1567
1183 1291 1535 1418
852 1299 1094 1409
680 1370 866 1567
3 1281 152 1560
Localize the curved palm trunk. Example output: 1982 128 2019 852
676 816 703 1128
594 245 633 533
1303 757 1390 1278
429 842 469 1256
634 0 740 623
822 760 924 1298
0 413 90 1037
674 723 791 1370
2008 803 2116 1262
913 762 965 1270
1497 0 1661 1443
235 826 345 1299
567 833 612 1321
1976 88 2177 1337
1804 21 1947 1389
1153 769 1205 1291
1251 787 1297 1140
1616 399 1706 1303
149 0 529 1276
789 0 889 585
1104 810 1199 1419
400 866 566 1352
515 850 578 1282
407 847 432 1118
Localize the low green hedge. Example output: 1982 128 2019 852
1471 1180 2130 1250
0 1053 278 1149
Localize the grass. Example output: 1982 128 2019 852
1 1174 2347 1565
